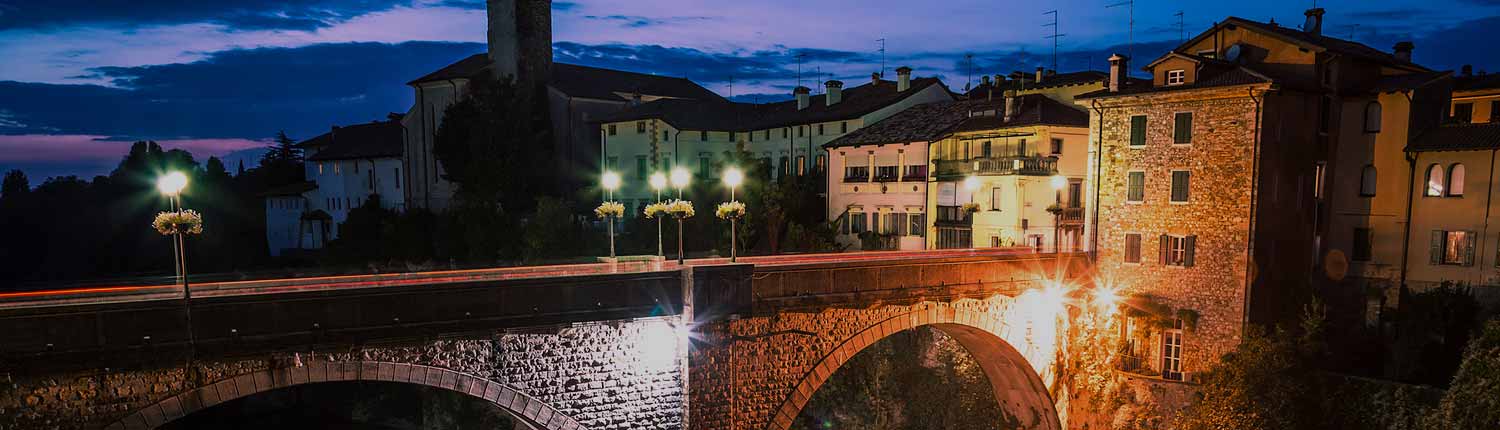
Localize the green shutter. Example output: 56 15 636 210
1174 112 1192 144
1430 230 1444 265
1159 234 1169 264
1184 235 1196 267
1130 115 1147 146
1464 231 1476 266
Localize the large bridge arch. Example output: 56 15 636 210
765 308 1061 430
103 360 583 430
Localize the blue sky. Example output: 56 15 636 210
1 0 1498 180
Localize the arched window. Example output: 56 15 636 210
1364 102 1382 133
1448 164 1466 196
1426 164 1445 197
1360 165 1377 197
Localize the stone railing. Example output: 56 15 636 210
934 155 1058 178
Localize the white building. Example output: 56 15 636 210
822 98 1003 250
597 67 954 217
263 118 405 257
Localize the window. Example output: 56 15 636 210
608 124 617 135
607 156 619 171
1166 69 1186 86
1161 320 1184 381
1364 102 1382 133
729 132 737 141
880 213 898 234
783 128 789 138
664 130 670 141
894 213 909 235
1448 164 1466 196
907 213 925 237
748 131 754 142
850 212 868 233
1160 234 1196 267
1314 162 1327 200
699 157 711 177
1170 170 1190 202
1431 230 1475 266
815 154 827 173
1050 138 1063 155
1124 233 1142 263
818 124 825 135
1492 101 1500 122
1129 115 1147 147
875 165 898 181
700 131 708 141
798 126 805 137
981 141 992 158
765 129 771 140
636 156 648 180
796 156 807 175
1360 165 1377 197
318 163 324 175
841 121 848 133
333 163 341 175
1426 164 1446 196
1126 171 1145 202
394 168 400 189
1454 103 1474 123
1353 228 1373 262
1173 112 1192 144
636 121 646 133
779 156 790 178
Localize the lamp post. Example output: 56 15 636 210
723 167 744 262
602 171 621 259
155 171 194 354
1050 175 1067 254
963 176 980 203
670 167 691 264
963 176 980 249
650 172 667 257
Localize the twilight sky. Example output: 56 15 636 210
2 0 1498 180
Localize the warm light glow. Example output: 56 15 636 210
1093 284 1121 316
723 167 744 188
637 319 687 372
650 172 668 191
1050 175 1067 190
601 171 622 191
1039 282 1068 314
156 172 188 195
963 176 980 191
670 167 691 189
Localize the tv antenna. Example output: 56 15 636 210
877 38 887 79
1043 10 1066 72
727 75 734 98
795 52 807 88
965 53 975 91
1174 11 1185 43
1106 0 1135 59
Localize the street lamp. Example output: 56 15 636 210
155 171 195 354
650 172 668 257
669 167 691 264
602 171 621 259
723 167 744 262
963 176 980 202
1050 175 1066 254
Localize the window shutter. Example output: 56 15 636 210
1174 113 1192 144
1464 232 1476 266
1430 230 1443 265
1130 116 1147 146
1159 234 1169 264
1185 235 1197 267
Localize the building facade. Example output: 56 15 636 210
598 68 953 219
263 118 406 256
1079 8 1438 383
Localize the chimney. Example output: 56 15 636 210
896 66 912 92
1462 64 1474 77
1035 66 1044 83
1393 41 1414 62
1108 54 1129 92
794 86 811 110
630 92 642 106
995 74 1005 87
1003 90 1019 122
825 80 844 105
981 75 991 87
871 72 881 86
1303 8 1325 36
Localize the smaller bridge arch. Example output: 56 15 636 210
766 307 1061 430
104 360 582 430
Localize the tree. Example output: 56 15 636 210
1 170 27 200
257 131 305 187
1175 304 1327 430
1426 319 1500 429
432 76 555 215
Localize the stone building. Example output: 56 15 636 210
399 0 725 211
596 67 953 217
1077 8 1439 384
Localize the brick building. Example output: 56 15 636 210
1077 8 1439 382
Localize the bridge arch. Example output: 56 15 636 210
103 360 583 430
767 307 1061 430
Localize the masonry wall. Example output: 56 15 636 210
1 317 685 430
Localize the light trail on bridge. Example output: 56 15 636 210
0 248 1039 309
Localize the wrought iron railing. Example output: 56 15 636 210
934 155 1058 177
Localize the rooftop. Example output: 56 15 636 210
963 71 1109 99
1454 73 1500 92
408 54 724 102
597 77 947 131
1408 122 1500 152
300 119 404 161
823 99 1000 149
949 94 1090 132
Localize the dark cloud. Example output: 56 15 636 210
553 41 870 86
552 2 579 11
0 41 485 140
0 0 414 31
583 14 712 28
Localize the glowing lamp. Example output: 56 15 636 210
670 167 691 189
723 167 744 188
650 172 668 191
1050 175 1067 190
157 172 188 196
602 171 621 191
963 176 980 191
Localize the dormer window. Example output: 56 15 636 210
1166 69 1187 86
1195 49 1217 59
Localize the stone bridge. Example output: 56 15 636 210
0 250 1091 430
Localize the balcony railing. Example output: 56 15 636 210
1060 207 1084 223
935 205 971 223
934 155 1058 178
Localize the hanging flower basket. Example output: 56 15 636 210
1045 203 1064 215
716 201 746 220
666 199 695 219
643 202 668 219
960 202 981 214
594 201 625 219
152 210 204 236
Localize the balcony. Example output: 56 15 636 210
843 166 870 183
934 155 1058 178
1060 207 1084 224
902 166 927 181
935 205 972 224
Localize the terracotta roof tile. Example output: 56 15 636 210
1408 122 1500 152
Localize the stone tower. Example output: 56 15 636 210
486 0 553 88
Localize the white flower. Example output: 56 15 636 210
715 201 746 219
665 199 695 218
594 201 625 219
643 202 668 219
152 209 204 236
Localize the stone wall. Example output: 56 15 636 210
1 316 684 430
